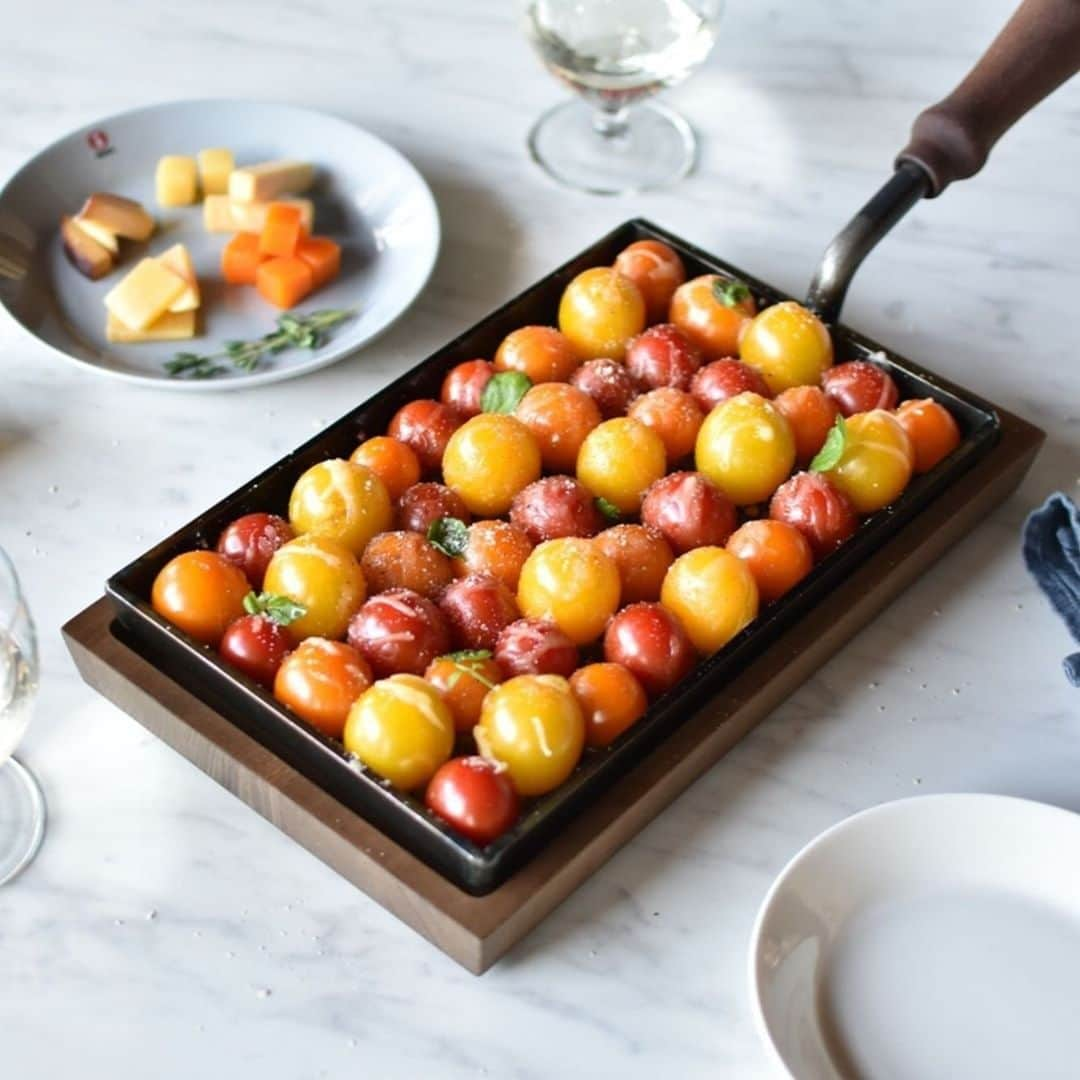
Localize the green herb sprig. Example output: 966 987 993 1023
165 309 357 379
427 517 469 558
595 496 622 523
440 649 497 691
809 415 848 473
243 591 307 626
712 278 752 309
481 371 532 413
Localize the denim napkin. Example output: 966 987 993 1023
1023 492 1080 686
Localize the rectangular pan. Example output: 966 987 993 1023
107 218 1000 894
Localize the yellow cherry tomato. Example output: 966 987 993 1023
517 537 621 645
475 674 585 796
442 413 542 517
695 392 797 506
262 535 367 642
557 267 646 361
576 417 667 515
344 674 455 791
288 459 392 556
660 546 759 654
739 301 833 393
824 410 914 514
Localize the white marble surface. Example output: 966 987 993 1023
2 1 1079 1076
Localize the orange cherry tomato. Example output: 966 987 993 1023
425 652 504 734
452 520 534 592
773 385 841 466
569 662 648 748
669 274 757 360
628 387 705 463
349 437 421 502
594 524 675 604
558 267 646 361
895 398 962 474
726 519 814 603
613 240 687 323
515 382 602 474
273 638 373 740
151 550 250 646
495 326 581 384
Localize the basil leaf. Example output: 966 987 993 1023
481 371 532 414
443 649 493 662
595 497 622 523
809 415 848 473
712 278 751 308
427 516 469 557
243 591 307 626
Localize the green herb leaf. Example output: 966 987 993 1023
452 660 496 690
712 278 751 309
809 415 848 473
427 516 469 558
481 371 532 414
242 591 307 626
443 649 494 662
595 497 622 523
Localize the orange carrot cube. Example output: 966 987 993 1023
259 202 304 258
221 233 264 285
256 256 314 309
295 236 341 290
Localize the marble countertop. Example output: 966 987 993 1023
3 1 1079 1076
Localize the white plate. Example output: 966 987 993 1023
0 100 440 390
750 795 1080 1080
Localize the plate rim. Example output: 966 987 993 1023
0 96 441 392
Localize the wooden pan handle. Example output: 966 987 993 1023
897 0 1080 195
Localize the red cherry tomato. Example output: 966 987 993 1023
440 574 520 651
624 323 702 391
641 471 738 554
495 617 580 678
769 471 858 559
690 359 771 412
425 756 520 846
441 359 495 417
570 357 640 419
387 399 464 472
603 602 697 698
821 361 899 417
509 477 605 544
216 513 295 589
347 588 452 677
396 482 472 534
219 614 292 687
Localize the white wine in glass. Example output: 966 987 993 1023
0 546 45 884
524 0 723 194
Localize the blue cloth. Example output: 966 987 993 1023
1023 493 1080 686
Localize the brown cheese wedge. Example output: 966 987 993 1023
78 193 155 242
60 215 114 280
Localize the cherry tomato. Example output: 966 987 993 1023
624 323 702 391
441 359 494 417
517 537 621 645
641 470 738 553
360 530 454 600
510 476 604 544
821 361 899 416
442 413 542 517
387 399 464 473
669 274 757 359
151 550 250 646
558 267 646 361
570 662 648 748
475 674 585 796
773 385 840 465
495 617 579 678
823 410 913 514
594 524 674 604
288 459 392 556
425 757 520 846
494 326 580 384
349 436 422 501
262 535 367 642
628 388 704 464
695 392 797 506
690 358 771 411
613 239 687 323
569 357 641 419
219 614 292 687
895 398 962 474
273 638 373 740
440 574 520 651
452 520 534 592
344 674 455 791
726 519 814 603
739 301 833 394
216 513 295 589
425 653 505 734
515 382 602 474
603 602 696 698
661 547 759 654
768 471 858 559
396 482 472 534
347 588 452 677
577 417 667 515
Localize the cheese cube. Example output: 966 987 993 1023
106 310 196 343
202 195 314 234
157 243 200 313
156 156 199 207
72 214 118 254
104 258 187 331
228 160 314 203
79 193 155 241
197 148 234 197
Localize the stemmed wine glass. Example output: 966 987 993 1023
523 0 724 195
0 545 45 884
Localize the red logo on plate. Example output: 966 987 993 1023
87 129 113 158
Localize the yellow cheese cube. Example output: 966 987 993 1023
156 156 199 207
202 195 314 234
228 160 314 203
71 215 118 254
106 310 197 343
104 258 187 331
157 243 200 313
197 148 234 197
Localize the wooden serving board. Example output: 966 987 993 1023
63 406 1043 974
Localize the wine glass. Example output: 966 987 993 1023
0 545 45 884
523 0 723 195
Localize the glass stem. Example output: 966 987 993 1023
592 103 630 139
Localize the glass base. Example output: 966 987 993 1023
0 757 46 885
527 98 697 196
